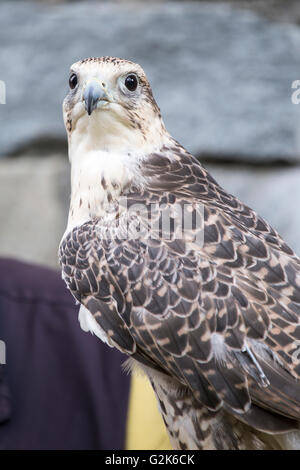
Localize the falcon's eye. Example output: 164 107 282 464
124 74 138 92
69 73 78 90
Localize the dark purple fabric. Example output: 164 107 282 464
0 258 130 450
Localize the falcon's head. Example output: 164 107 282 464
63 57 168 158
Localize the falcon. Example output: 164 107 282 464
59 56 300 450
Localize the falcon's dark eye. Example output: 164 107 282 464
69 73 78 90
125 74 138 92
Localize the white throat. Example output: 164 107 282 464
66 146 141 234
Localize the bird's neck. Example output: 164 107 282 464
66 147 139 234
64 126 173 235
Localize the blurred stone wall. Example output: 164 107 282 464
1 0 300 268
0 155 69 268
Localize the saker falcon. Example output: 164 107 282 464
59 56 300 450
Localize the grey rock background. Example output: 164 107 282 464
227 0 300 25
1 0 300 161
0 0 300 268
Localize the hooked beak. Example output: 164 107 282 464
83 79 108 116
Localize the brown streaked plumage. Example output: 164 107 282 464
59 56 300 449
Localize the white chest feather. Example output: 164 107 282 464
65 148 139 235
78 305 114 347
